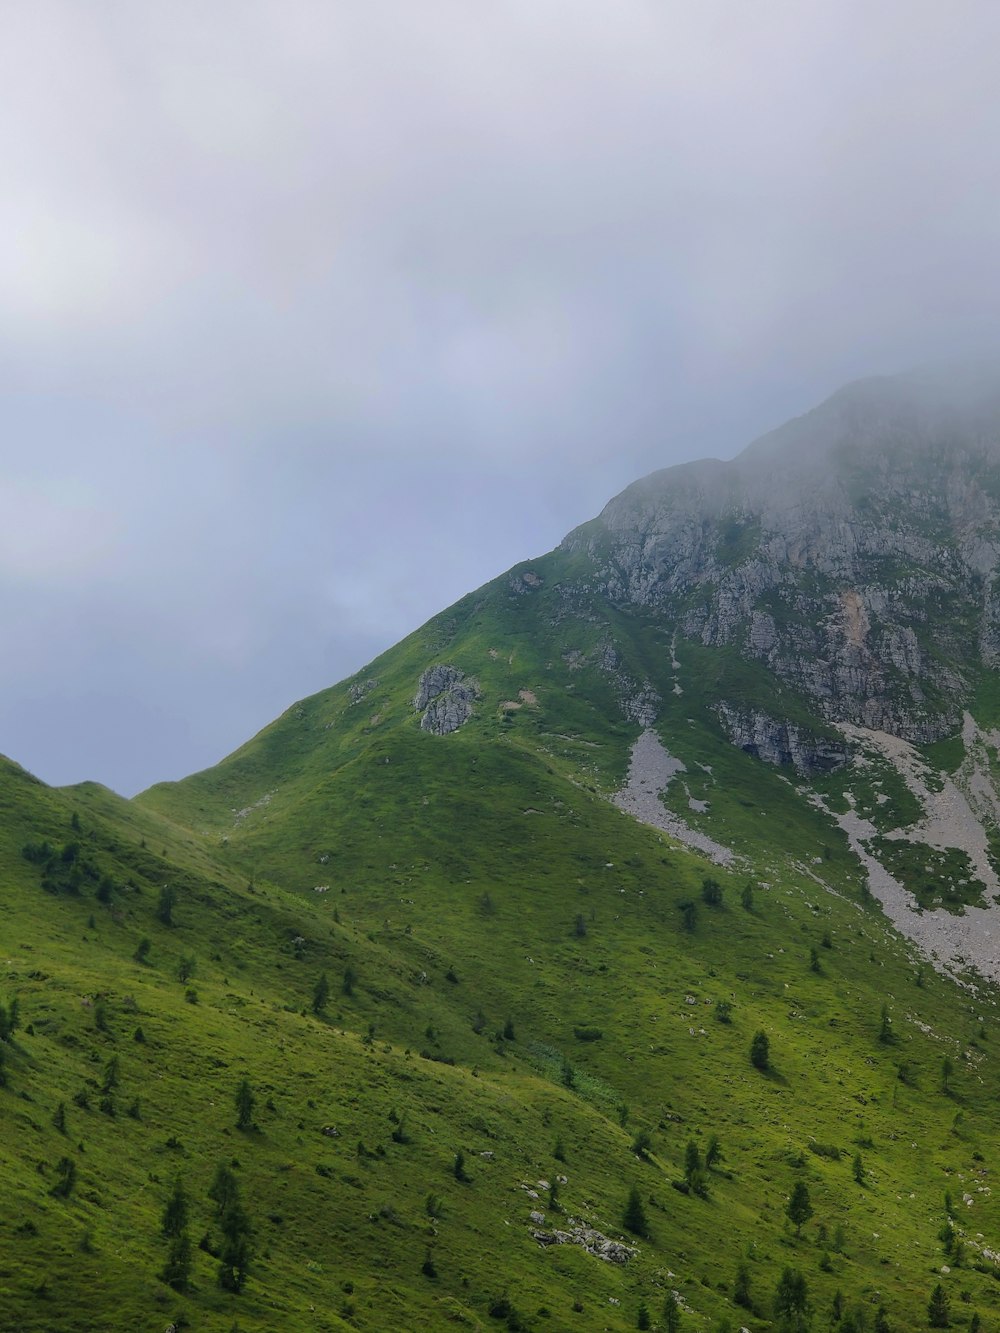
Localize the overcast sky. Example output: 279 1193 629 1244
3 1 1000 795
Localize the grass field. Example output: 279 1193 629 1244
3 560 1000 1331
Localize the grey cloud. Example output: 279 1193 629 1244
3 1 1000 791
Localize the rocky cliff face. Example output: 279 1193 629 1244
563 368 1000 748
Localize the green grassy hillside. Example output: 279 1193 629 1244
4 556 1000 1331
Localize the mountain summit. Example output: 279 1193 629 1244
566 366 1000 749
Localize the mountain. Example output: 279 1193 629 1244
5 368 1000 1331
568 365 1000 749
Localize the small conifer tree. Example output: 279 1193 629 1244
157 885 176 926
312 972 330 1014
734 1262 752 1308
750 1030 770 1071
879 1004 896 1044
701 877 722 906
235 1079 255 1130
787 1181 813 1236
162 1177 189 1238
663 1292 682 1332
160 1232 192 1291
928 1282 950 1328
209 1162 238 1215
623 1185 649 1237
774 1267 808 1320
684 1140 703 1189
51 1156 76 1198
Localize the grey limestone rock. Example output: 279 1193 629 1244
414 664 479 735
562 367 1000 753
715 703 849 776
530 1222 636 1264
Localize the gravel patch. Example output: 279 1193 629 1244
613 729 735 867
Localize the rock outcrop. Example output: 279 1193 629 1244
414 665 479 735
715 704 849 775
530 1221 637 1264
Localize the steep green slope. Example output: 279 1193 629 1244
123 562 1000 1329
7 723 1000 1331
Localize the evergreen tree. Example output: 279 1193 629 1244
663 1292 682 1332
162 1176 189 1238
874 1305 892 1333
209 1162 238 1216
160 1232 192 1291
733 1262 752 1308
342 965 357 996
53 1101 67 1134
453 1150 469 1182
0 996 19 1041
879 1004 896 1044
928 1282 950 1328
786 1181 813 1236
208 1163 252 1292
637 1301 651 1330
750 1030 770 1071
773 1267 808 1321
705 1134 723 1169
235 1078 255 1130
623 1185 649 1237
741 882 754 910
701 877 723 906
684 1140 707 1195
678 900 697 932
853 1152 865 1185
157 884 176 926
312 972 330 1014
218 1194 252 1292
50 1156 76 1198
